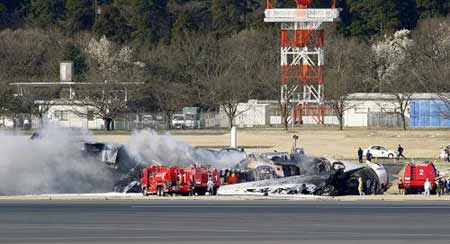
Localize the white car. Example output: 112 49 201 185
363 145 396 159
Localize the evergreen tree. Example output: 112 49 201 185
211 0 243 36
30 0 64 28
65 0 94 32
416 0 450 18
342 0 418 37
127 0 170 47
93 4 131 43
62 44 88 81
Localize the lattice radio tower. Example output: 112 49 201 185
265 0 339 124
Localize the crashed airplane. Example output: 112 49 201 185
218 151 389 196
30 129 389 196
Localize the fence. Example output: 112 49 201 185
368 112 405 128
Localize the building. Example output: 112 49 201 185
343 93 404 128
343 93 450 128
43 100 105 130
410 94 450 128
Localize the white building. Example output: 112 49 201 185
42 100 105 129
344 93 402 127
218 100 272 128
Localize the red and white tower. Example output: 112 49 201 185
265 0 339 124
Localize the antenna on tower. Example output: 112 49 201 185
265 1 339 125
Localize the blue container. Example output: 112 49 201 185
410 99 450 127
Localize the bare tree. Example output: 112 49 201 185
0 28 63 83
325 36 370 130
371 29 416 130
17 86 61 127
413 18 450 112
0 82 15 127
72 83 131 131
211 30 263 128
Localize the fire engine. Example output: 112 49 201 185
402 162 438 194
140 165 220 196
185 166 221 195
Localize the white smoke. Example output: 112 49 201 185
0 125 114 195
125 130 245 169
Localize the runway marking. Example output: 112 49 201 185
130 205 450 209
2 232 450 241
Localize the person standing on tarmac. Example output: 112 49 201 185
207 175 214 195
436 180 442 197
189 175 195 196
366 150 373 162
358 177 365 196
397 177 404 195
424 178 431 197
358 147 363 163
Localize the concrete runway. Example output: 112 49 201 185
1 200 450 244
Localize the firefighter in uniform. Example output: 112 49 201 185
207 175 214 195
397 177 404 195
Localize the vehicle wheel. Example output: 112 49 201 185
388 153 394 159
142 187 148 196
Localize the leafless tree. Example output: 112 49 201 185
0 28 63 83
412 18 450 113
71 83 133 131
371 29 416 130
324 35 370 130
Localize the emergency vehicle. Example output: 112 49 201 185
402 162 438 194
140 166 220 196
185 166 221 195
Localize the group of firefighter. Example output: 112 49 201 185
397 177 450 197
179 168 247 196
219 169 240 185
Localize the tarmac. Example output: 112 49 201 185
1 199 450 244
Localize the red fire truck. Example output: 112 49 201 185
402 162 438 194
140 166 220 196
185 166 221 195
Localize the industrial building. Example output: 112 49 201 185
343 93 450 128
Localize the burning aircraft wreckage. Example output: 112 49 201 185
218 152 388 196
18 128 388 197
80 135 388 197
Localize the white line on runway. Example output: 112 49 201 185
131 205 450 209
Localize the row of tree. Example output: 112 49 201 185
1 16 450 130
326 17 450 130
1 0 450 48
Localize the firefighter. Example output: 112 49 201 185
207 175 214 195
397 177 404 195
228 172 238 184
358 147 363 164
358 177 365 196
223 169 229 184
436 180 441 197
424 178 431 197
189 175 195 196
366 150 373 162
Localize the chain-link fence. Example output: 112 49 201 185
368 112 406 128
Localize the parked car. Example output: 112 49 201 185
363 145 396 159
171 114 185 129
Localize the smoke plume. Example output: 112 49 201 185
126 130 244 169
0 125 114 195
